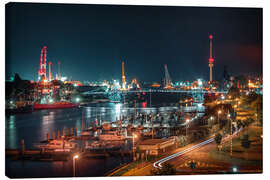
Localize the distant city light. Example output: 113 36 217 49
198 79 203 86
49 98 54 103
75 97 80 102
232 167 238 172
61 77 67 82
73 154 79 159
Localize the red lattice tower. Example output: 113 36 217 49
38 46 47 80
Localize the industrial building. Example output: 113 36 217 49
137 137 177 156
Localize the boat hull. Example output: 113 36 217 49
34 103 79 110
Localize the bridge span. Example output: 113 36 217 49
82 89 228 95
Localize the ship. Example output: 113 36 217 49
33 101 79 110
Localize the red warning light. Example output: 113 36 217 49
209 34 213 39
209 58 214 63
142 102 147 108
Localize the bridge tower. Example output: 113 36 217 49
209 34 214 82
122 61 126 90
164 64 172 89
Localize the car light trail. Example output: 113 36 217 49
153 138 214 168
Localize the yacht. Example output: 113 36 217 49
36 139 77 151
99 131 126 141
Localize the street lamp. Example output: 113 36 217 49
133 133 137 161
228 114 233 158
218 110 222 128
232 166 238 173
73 154 79 177
186 119 190 137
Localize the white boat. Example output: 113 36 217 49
99 131 126 141
162 123 170 128
36 139 77 151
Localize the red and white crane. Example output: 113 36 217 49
38 46 47 80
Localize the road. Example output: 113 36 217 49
121 128 244 176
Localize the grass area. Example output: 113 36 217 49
209 125 262 165
111 161 138 176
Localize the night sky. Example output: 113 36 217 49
5 3 262 83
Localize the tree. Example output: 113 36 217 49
214 133 222 150
241 134 251 160
234 75 248 89
236 120 242 130
227 87 240 99
150 163 176 175
204 94 216 104
177 135 187 147
250 95 262 125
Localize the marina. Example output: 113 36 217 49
5 92 205 178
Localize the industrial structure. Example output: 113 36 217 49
38 46 47 80
208 34 214 82
48 61 52 81
164 64 172 89
122 61 126 90
128 78 140 89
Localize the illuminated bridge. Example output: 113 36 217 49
82 89 228 95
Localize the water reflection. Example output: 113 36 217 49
7 115 17 149
6 100 204 150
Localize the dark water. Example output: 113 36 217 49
6 155 131 178
5 92 203 178
5 103 133 178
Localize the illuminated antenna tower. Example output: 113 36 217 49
164 64 172 89
122 61 126 90
209 34 214 82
